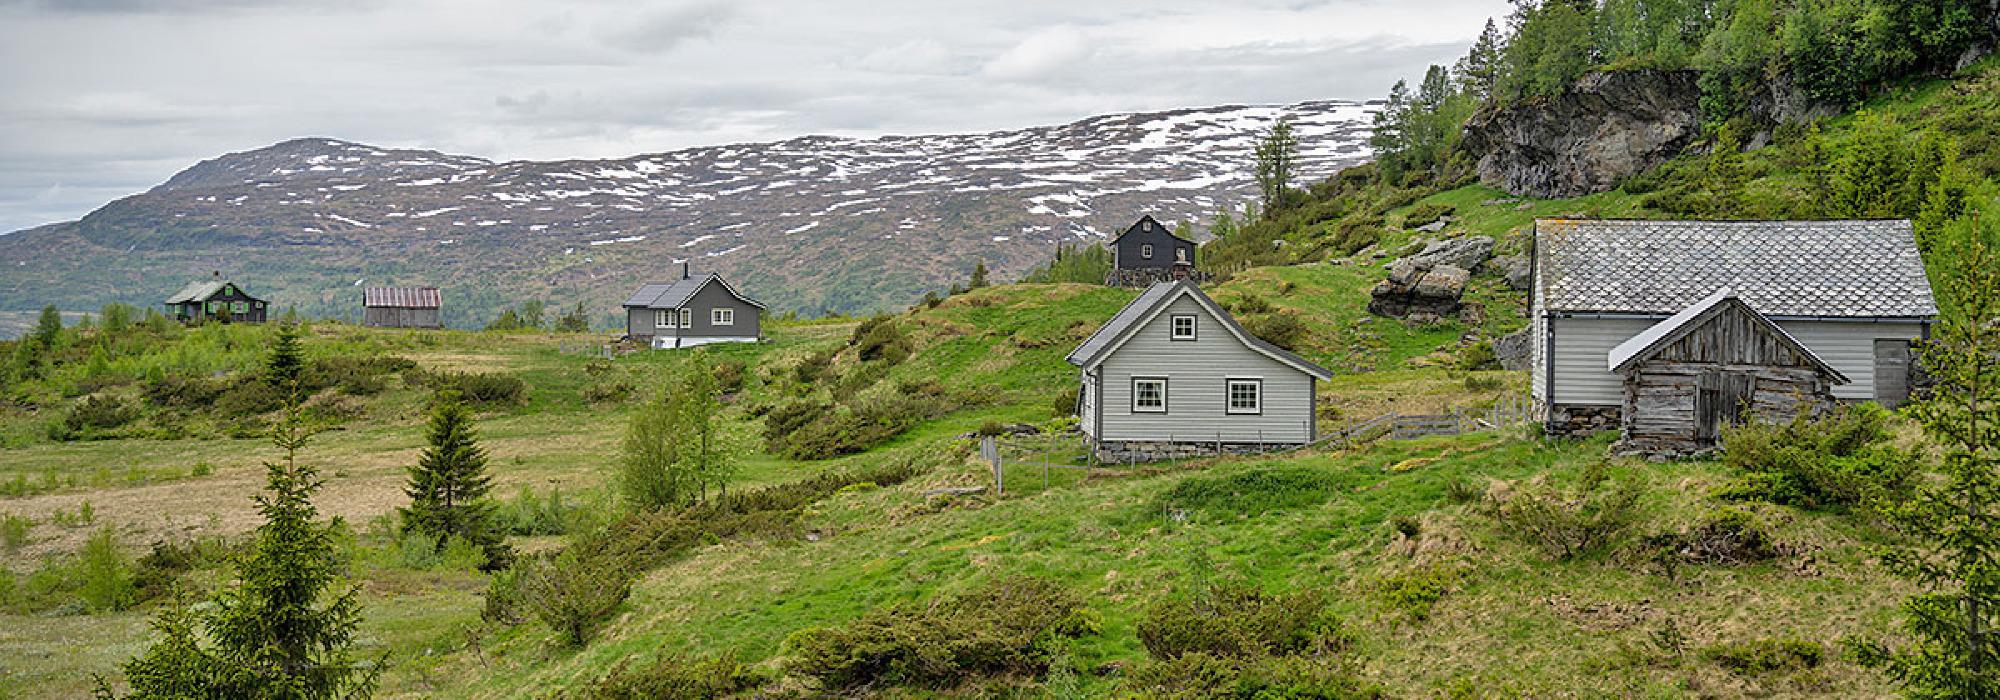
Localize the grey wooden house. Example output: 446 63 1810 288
362 287 442 329
1067 280 1333 462
1531 219 1935 440
1106 215 1204 286
1606 288 1848 453
165 273 267 324
621 264 765 349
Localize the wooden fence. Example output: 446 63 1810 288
557 339 616 359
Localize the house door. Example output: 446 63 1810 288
1873 339 1912 408
1695 370 1755 443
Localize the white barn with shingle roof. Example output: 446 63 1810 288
1530 218 1936 436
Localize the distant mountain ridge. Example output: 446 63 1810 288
0 100 1377 325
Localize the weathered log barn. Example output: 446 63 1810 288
1530 219 1935 441
362 287 443 329
1606 288 1849 454
164 273 267 325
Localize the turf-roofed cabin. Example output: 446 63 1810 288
362 286 442 329
1531 219 1936 444
1068 280 1333 463
622 263 765 349
164 273 267 324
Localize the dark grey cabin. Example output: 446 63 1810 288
622 264 765 349
1111 215 1196 272
1607 288 1848 454
1067 280 1333 463
165 274 267 324
1531 219 1935 439
362 287 442 329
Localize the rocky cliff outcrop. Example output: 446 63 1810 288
1461 70 1702 199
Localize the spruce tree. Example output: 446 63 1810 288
968 260 990 289
1860 216 2000 696
32 304 63 350
400 392 503 565
1254 118 1299 217
266 322 305 387
110 395 379 698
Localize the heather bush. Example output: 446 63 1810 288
785 576 1095 690
1717 405 1917 508
1489 463 1644 560
584 653 759 699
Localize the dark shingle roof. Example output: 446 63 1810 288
363 287 441 309
1066 280 1333 379
1535 219 1936 318
621 275 767 310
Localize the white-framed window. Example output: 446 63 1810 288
1226 379 1262 415
1141 243 1154 259
1132 377 1167 413
1170 314 1196 340
679 308 692 328
713 308 734 325
655 309 672 328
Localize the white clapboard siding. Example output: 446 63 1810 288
1549 317 1927 405
1096 296 1314 443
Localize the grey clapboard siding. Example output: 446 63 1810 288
1549 317 1926 406
1096 296 1314 443
680 281 761 340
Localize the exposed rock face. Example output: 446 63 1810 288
1461 70 1702 198
1482 254 1532 290
1370 260 1469 320
1493 326 1533 371
1405 235 1494 271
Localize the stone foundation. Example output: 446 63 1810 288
1093 440 1297 464
1544 404 1621 438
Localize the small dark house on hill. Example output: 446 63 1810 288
1107 215 1203 286
362 287 443 329
164 273 267 324
622 263 765 349
1607 288 1848 454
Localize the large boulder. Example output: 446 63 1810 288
1493 326 1534 371
1482 254 1532 290
1369 261 1470 320
1405 235 1494 271
1461 70 1702 198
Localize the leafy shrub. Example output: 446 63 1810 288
582 379 634 404
1239 311 1308 352
409 369 528 406
1700 638 1823 675
1643 507 1780 568
1228 294 1275 316
304 355 415 394
712 359 747 393
584 653 759 699
54 395 138 440
785 576 1095 690
1159 467 1344 518
1378 564 1463 620
142 374 227 409
1490 463 1644 560
495 486 610 537
518 549 633 646
212 380 287 417
1403 202 1455 227
1052 388 1079 418
1718 405 1917 508
850 315 910 363
76 527 137 612
1138 585 1340 660
131 536 235 603
792 348 836 384
1124 653 1382 700
1457 341 1498 371
770 387 960 460
1 515 29 551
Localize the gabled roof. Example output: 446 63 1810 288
1066 280 1333 380
621 274 767 310
165 280 226 304
1607 287 1848 382
1535 219 1936 318
1109 215 1195 244
363 287 441 309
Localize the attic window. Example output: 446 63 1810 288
1142 244 1154 259
1170 314 1196 340
1143 220 1153 231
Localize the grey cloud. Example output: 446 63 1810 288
597 2 736 54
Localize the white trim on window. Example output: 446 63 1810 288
679 308 692 328
1141 243 1154 259
713 308 734 325
1226 378 1262 415
1169 314 1196 340
655 309 671 328
1132 377 1167 413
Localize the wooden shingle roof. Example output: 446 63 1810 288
1535 219 1936 318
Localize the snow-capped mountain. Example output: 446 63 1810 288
0 100 1377 323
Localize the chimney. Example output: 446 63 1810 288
212 270 220 279
682 261 690 280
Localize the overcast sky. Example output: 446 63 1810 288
0 0 1508 234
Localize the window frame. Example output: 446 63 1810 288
230 301 248 314
1141 243 1154 259
679 308 692 328
1225 378 1263 415
655 309 671 328
1169 314 1197 341
1131 377 1168 414
712 308 734 326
